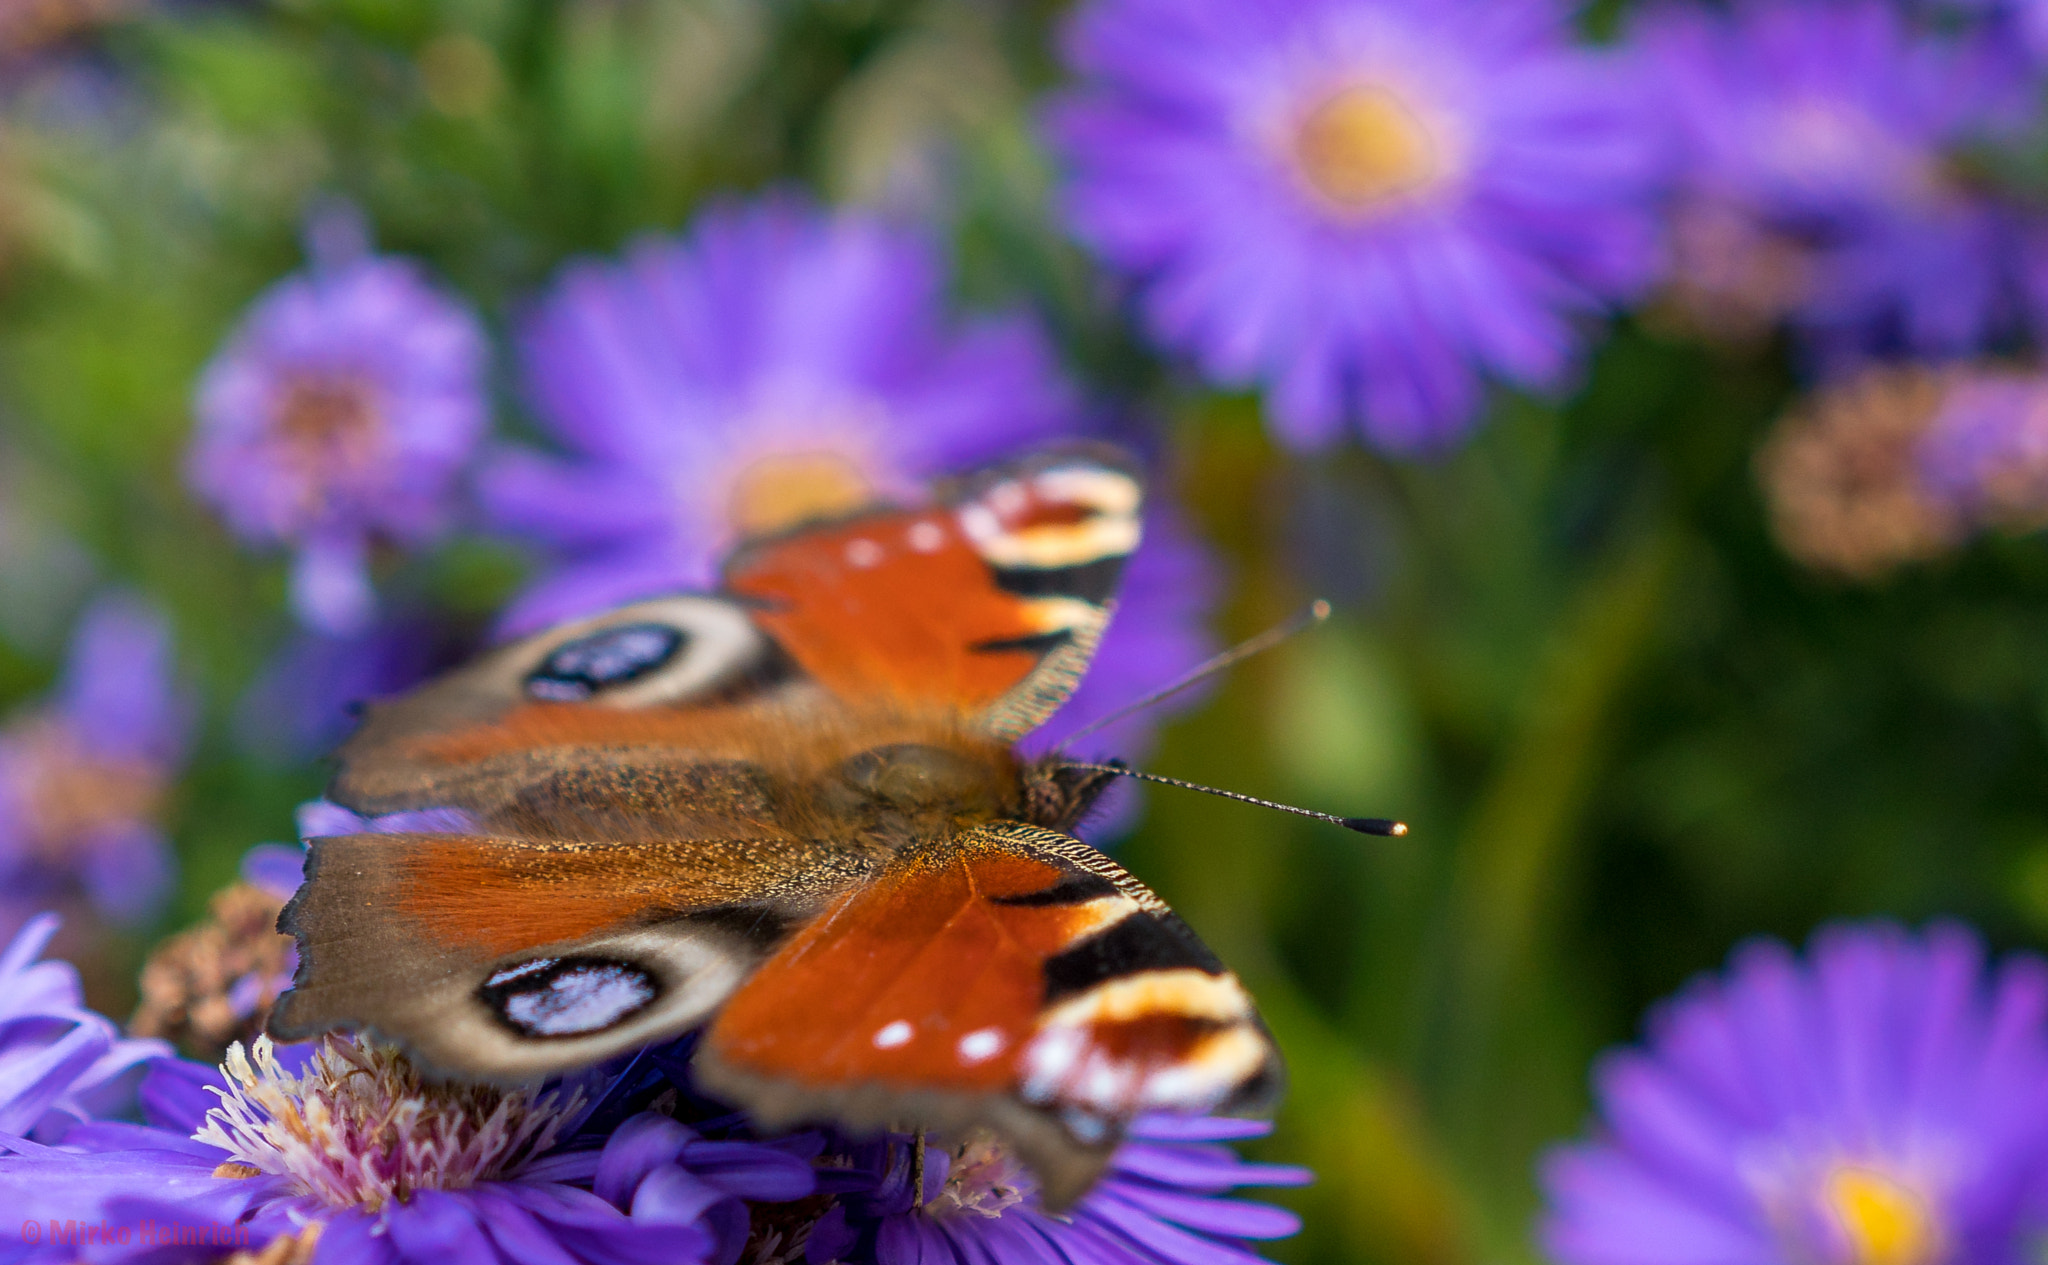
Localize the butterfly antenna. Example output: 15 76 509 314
1063 759 1407 837
1052 600 1334 755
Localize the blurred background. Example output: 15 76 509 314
6 0 2048 1260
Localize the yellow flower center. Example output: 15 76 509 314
726 451 876 538
1822 1166 1943 1265
1291 83 1446 216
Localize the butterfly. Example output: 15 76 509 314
269 447 1280 1210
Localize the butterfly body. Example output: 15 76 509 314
271 450 1281 1209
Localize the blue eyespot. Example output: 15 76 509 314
526 624 685 701
481 956 661 1037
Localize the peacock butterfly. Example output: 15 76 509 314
269 447 1281 1210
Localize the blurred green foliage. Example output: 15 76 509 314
8 2 2048 1262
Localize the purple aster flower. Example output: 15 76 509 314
481 193 1219 780
801 1116 1309 1265
0 592 189 928
1046 0 1663 451
186 204 491 636
0 1034 817 1265
1541 921 2048 1265
0 914 168 1144
1638 0 2037 359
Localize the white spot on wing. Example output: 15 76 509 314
874 1020 914 1048
958 1028 1007 1064
907 521 946 553
845 538 885 568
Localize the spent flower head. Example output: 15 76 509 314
129 845 305 1062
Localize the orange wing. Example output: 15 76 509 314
725 450 1142 740
694 820 1280 1210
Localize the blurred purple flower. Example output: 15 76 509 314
804 1116 1308 1265
235 613 478 761
0 592 188 928
483 193 1080 626
1046 0 1662 452
1915 368 2048 529
1638 0 2038 358
0 913 168 1144
186 205 491 635
482 193 1218 780
1542 921 2048 1265
0 1034 816 1265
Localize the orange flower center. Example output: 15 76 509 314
1820 1165 1943 1265
726 451 876 538
1291 83 1447 216
275 375 381 468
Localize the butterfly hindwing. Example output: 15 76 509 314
694 820 1281 1211
272 830 885 1082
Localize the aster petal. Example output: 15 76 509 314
1540 1144 1775 1265
387 1190 502 1265
1128 1117 1271 1144
594 1114 697 1206
1105 1184 1303 1239
139 1056 223 1133
1111 1143 1309 1193
684 1139 818 1202
876 1212 951 1265
315 1210 404 1265
1076 1187 1275 1265
464 1188 594 1265
476 449 676 552
805 1203 858 1264
0 1021 110 1136
290 533 377 638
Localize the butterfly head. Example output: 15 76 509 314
1018 755 1122 836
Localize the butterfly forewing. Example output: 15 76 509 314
724 448 1143 741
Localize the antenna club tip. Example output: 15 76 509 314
1341 817 1408 837
1309 599 1332 621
